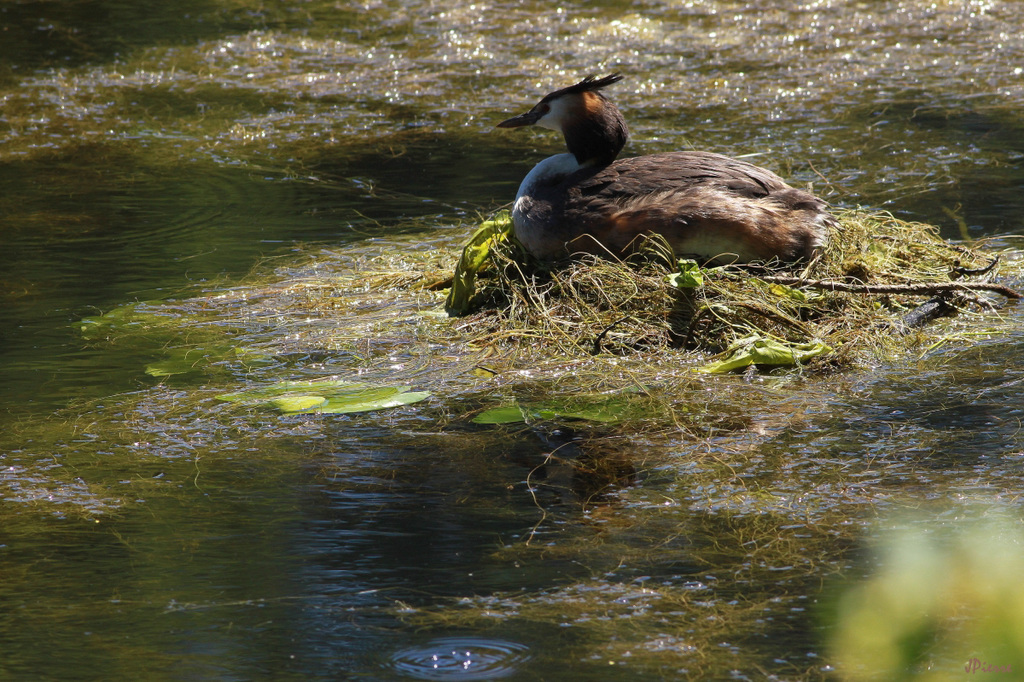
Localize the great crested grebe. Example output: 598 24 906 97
496 74 834 263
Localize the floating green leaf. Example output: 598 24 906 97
699 335 830 373
270 396 328 412
317 389 431 414
445 211 514 316
472 405 529 424
217 378 431 415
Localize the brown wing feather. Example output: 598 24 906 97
569 151 791 201
544 152 831 261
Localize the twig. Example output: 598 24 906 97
754 276 1022 300
898 295 957 330
806 158 843 196
951 256 999 279
592 316 630 355
731 302 814 335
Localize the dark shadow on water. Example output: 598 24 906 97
0 0 359 73
0 132 523 413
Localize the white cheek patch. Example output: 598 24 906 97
535 96 573 131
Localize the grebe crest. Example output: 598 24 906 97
497 73 628 167
496 73 834 264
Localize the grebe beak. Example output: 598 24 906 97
496 110 541 128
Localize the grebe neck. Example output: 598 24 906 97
513 153 581 202
561 93 629 166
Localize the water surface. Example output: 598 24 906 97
2 1 1023 679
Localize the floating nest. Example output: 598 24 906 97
444 210 1021 371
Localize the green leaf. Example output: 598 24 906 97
549 397 634 423
472 405 528 424
145 347 212 377
767 282 810 302
317 390 431 414
270 396 328 412
668 259 705 288
445 211 514 316
699 335 830 373
217 379 430 415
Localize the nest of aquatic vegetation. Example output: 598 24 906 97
448 209 1021 368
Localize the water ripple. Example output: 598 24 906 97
386 637 531 680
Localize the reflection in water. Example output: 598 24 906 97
505 426 638 509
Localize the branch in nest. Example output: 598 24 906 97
591 316 630 355
898 295 958 330
756 276 1022 300
951 256 999 279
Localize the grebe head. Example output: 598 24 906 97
497 73 629 167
